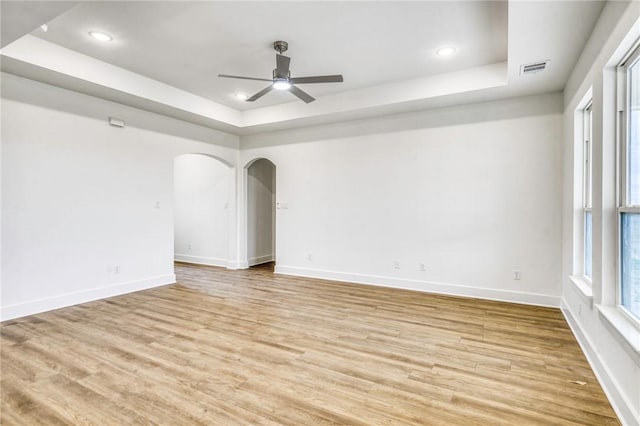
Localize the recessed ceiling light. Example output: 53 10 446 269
39 24 48 33
89 31 113 42
436 47 456 57
235 93 248 100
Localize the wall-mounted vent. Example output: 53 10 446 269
520 60 550 75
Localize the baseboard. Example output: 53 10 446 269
230 260 249 270
248 254 274 267
174 254 229 268
561 300 638 426
0 274 176 322
274 265 560 308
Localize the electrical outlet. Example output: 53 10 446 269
188 244 192 251
419 263 426 272
307 253 313 261
512 270 521 280
114 265 120 274
393 260 400 269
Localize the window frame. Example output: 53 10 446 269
617 42 640 326
583 102 593 281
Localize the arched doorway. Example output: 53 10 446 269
246 158 276 266
174 153 232 267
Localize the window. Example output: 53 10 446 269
619 43 640 321
583 103 593 279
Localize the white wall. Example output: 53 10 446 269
246 159 275 266
241 93 563 307
0 73 239 321
1 13 636 420
561 2 640 425
174 154 232 267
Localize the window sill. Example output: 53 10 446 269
569 275 594 307
596 304 640 364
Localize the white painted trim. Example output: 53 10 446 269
561 300 639 426
275 265 560 308
596 305 640 361
248 254 274 267
174 254 228 268
233 260 250 270
569 275 594 307
174 255 250 270
0 274 176 322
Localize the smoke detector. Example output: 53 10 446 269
520 60 550 75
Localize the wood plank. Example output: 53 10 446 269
0 262 619 424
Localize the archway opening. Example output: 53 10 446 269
173 153 232 267
246 158 276 267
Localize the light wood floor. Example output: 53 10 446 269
1 262 619 425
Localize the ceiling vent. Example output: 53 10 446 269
520 60 550 75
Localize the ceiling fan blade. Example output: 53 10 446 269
289 75 344 84
276 54 291 77
246 85 274 102
289 85 315 103
218 74 272 82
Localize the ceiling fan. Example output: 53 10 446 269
218 41 344 103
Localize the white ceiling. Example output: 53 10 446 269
30 1 508 110
0 1 78 48
0 1 605 134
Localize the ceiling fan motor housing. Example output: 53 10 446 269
273 68 291 79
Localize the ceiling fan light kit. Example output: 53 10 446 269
218 40 344 103
273 79 291 90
